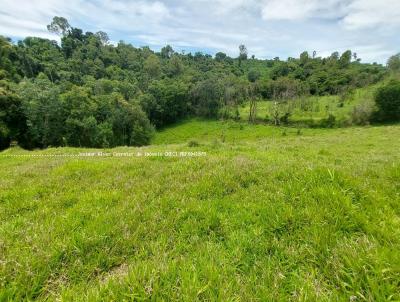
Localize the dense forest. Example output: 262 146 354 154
0 16 398 150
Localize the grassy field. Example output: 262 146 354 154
1 121 400 301
238 84 378 125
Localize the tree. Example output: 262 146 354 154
47 16 71 36
300 51 309 66
144 54 161 78
374 80 400 122
95 31 110 45
166 55 183 77
248 97 257 123
110 94 154 146
147 79 189 126
247 70 261 83
0 78 26 149
339 50 352 68
270 77 306 100
191 78 223 118
312 51 317 59
161 45 174 59
61 86 97 147
16 76 64 148
387 54 400 73
238 44 248 66
215 52 227 62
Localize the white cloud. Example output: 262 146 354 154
261 0 320 20
342 0 400 30
260 0 400 31
0 0 170 37
261 0 346 21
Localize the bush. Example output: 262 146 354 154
350 102 374 125
320 114 336 128
375 80 400 122
0 122 10 150
280 112 291 124
191 78 223 118
247 70 261 83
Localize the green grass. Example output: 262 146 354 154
152 119 331 145
1 121 400 301
239 84 379 124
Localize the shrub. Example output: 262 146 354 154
280 112 291 124
374 80 400 122
247 70 261 83
320 114 336 128
350 102 374 125
234 108 240 121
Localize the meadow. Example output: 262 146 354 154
237 84 379 126
1 120 399 301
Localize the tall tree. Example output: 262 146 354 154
95 31 110 46
387 54 400 73
339 50 352 68
238 44 248 66
161 45 174 59
47 16 71 36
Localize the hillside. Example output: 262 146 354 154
0 16 391 151
1 122 399 300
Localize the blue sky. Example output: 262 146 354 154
0 0 399 63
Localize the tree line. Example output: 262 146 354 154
0 16 396 150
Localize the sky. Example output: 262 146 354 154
0 0 399 63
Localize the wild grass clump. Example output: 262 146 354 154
187 140 200 147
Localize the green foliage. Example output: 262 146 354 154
320 113 336 128
247 69 261 83
165 55 184 77
238 44 248 63
374 80 400 122
339 50 352 68
145 79 189 127
160 45 174 59
13 79 153 149
143 54 161 79
387 53 400 73
47 16 71 36
191 78 224 118
0 80 26 149
17 75 64 148
350 101 374 125
215 52 227 62
264 77 308 99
